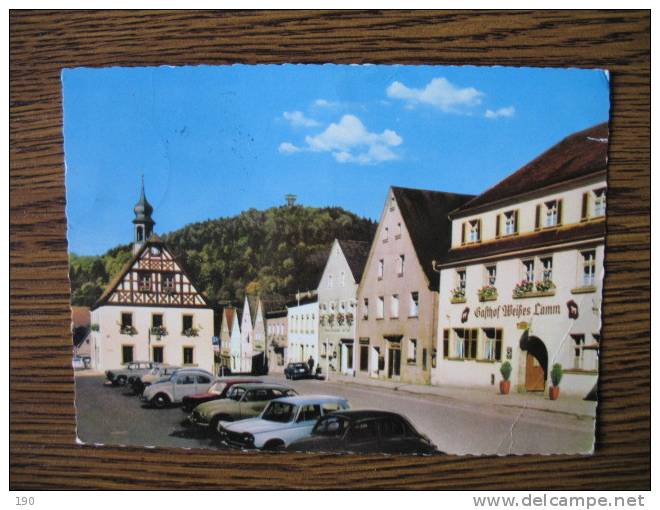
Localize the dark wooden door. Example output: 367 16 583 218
525 352 546 391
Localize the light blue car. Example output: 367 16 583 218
217 395 350 450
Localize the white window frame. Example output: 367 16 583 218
397 254 405 276
582 250 596 286
486 265 497 286
593 188 606 217
377 259 384 279
522 259 535 282
390 294 399 319
469 220 480 243
376 296 384 319
409 292 419 318
540 256 553 281
545 200 558 227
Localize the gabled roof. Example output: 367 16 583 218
91 234 209 310
71 306 90 328
222 307 236 332
337 239 371 283
453 122 609 216
392 187 475 287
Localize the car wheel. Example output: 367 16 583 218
116 375 127 386
263 439 285 451
152 393 170 409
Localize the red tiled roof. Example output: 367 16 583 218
71 306 90 327
453 122 608 216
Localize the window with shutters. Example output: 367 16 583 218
468 219 481 243
545 200 558 227
593 188 606 217
504 210 517 235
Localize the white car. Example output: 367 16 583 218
141 368 215 408
217 395 350 450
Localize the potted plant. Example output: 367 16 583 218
478 285 498 301
549 363 563 400
451 286 466 303
499 361 512 394
536 279 556 293
513 280 534 297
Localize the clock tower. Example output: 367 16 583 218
132 177 155 254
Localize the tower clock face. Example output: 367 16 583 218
150 246 160 255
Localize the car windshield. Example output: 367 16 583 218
293 363 306 369
262 402 297 423
228 387 246 401
312 416 347 436
209 382 227 395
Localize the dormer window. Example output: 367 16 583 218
504 211 518 235
545 200 558 227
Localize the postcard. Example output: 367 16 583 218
65 64 609 455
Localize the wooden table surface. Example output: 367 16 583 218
10 10 650 490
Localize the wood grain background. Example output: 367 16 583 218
10 10 650 490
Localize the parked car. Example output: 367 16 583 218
218 395 349 451
130 365 181 395
140 368 215 408
105 361 154 386
284 362 310 380
285 410 439 455
181 378 262 413
189 383 297 432
72 356 85 370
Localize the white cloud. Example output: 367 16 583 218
313 99 337 108
278 142 301 154
485 106 516 119
304 114 402 165
386 77 484 113
278 114 402 165
282 110 319 127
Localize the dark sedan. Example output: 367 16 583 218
284 362 311 380
180 378 262 412
285 410 439 455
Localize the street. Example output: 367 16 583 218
75 373 595 455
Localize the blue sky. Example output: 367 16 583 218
63 65 610 256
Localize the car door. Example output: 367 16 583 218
344 419 380 453
239 389 270 418
195 373 213 394
173 373 197 401
289 404 322 444
377 416 413 454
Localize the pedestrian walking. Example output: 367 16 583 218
308 355 315 375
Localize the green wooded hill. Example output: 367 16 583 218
69 205 377 309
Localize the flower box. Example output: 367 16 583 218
120 325 137 336
150 326 168 337
183 327 199 337
450 297 467 304
478 285 498 302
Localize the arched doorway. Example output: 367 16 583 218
520 333 548 392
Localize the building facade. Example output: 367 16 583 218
356 187 473 385
89 182 214 372
286 292 319 366
433 123 607 397
266 310 288 373
317 239 370 377
219 307 239 370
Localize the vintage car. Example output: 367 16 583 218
181 378 262 412
284 362 311 380
218 395 349 450
140 368 215 408
105 361 155 386
285 410 439 455
130 365 181 395
189 383 297 432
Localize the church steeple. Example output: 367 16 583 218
132 176 155 254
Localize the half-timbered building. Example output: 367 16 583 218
89 182 214 372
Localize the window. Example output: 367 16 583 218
182 314 193 333
121 345 134 364
457 269 467 291
347 420 379 443
390 294 399 318
380 417 406 438
152 346 163 363
522 259 535 282
176 374 195 385
298 404 322 423
582 251 596 286
383 226 389 242
572 334 585 369
504 210 517 235
183 347 194 365
340 271 346 287
360 343 369 371
121 312 133 328
540 257 553 282
422 348 428 370
152 314 163 328
162 273 175 292
362 298 369 320
469 219 481 243
453 329 478 360
486 265 497 286
377 259 384 279
197 375 211 384
396 222 402 238
328 274 333 288
390 196 396 211
408 338 417 363
593 188 606 217
397 255 405 276
545 200 559 227
409 292 419 317
376 296 384 319
443 329 450 359
138 272 152 292
482 328 502 361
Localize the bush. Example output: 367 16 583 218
500 361 512 381
551 363 563 386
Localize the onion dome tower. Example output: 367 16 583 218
132 176 155 254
